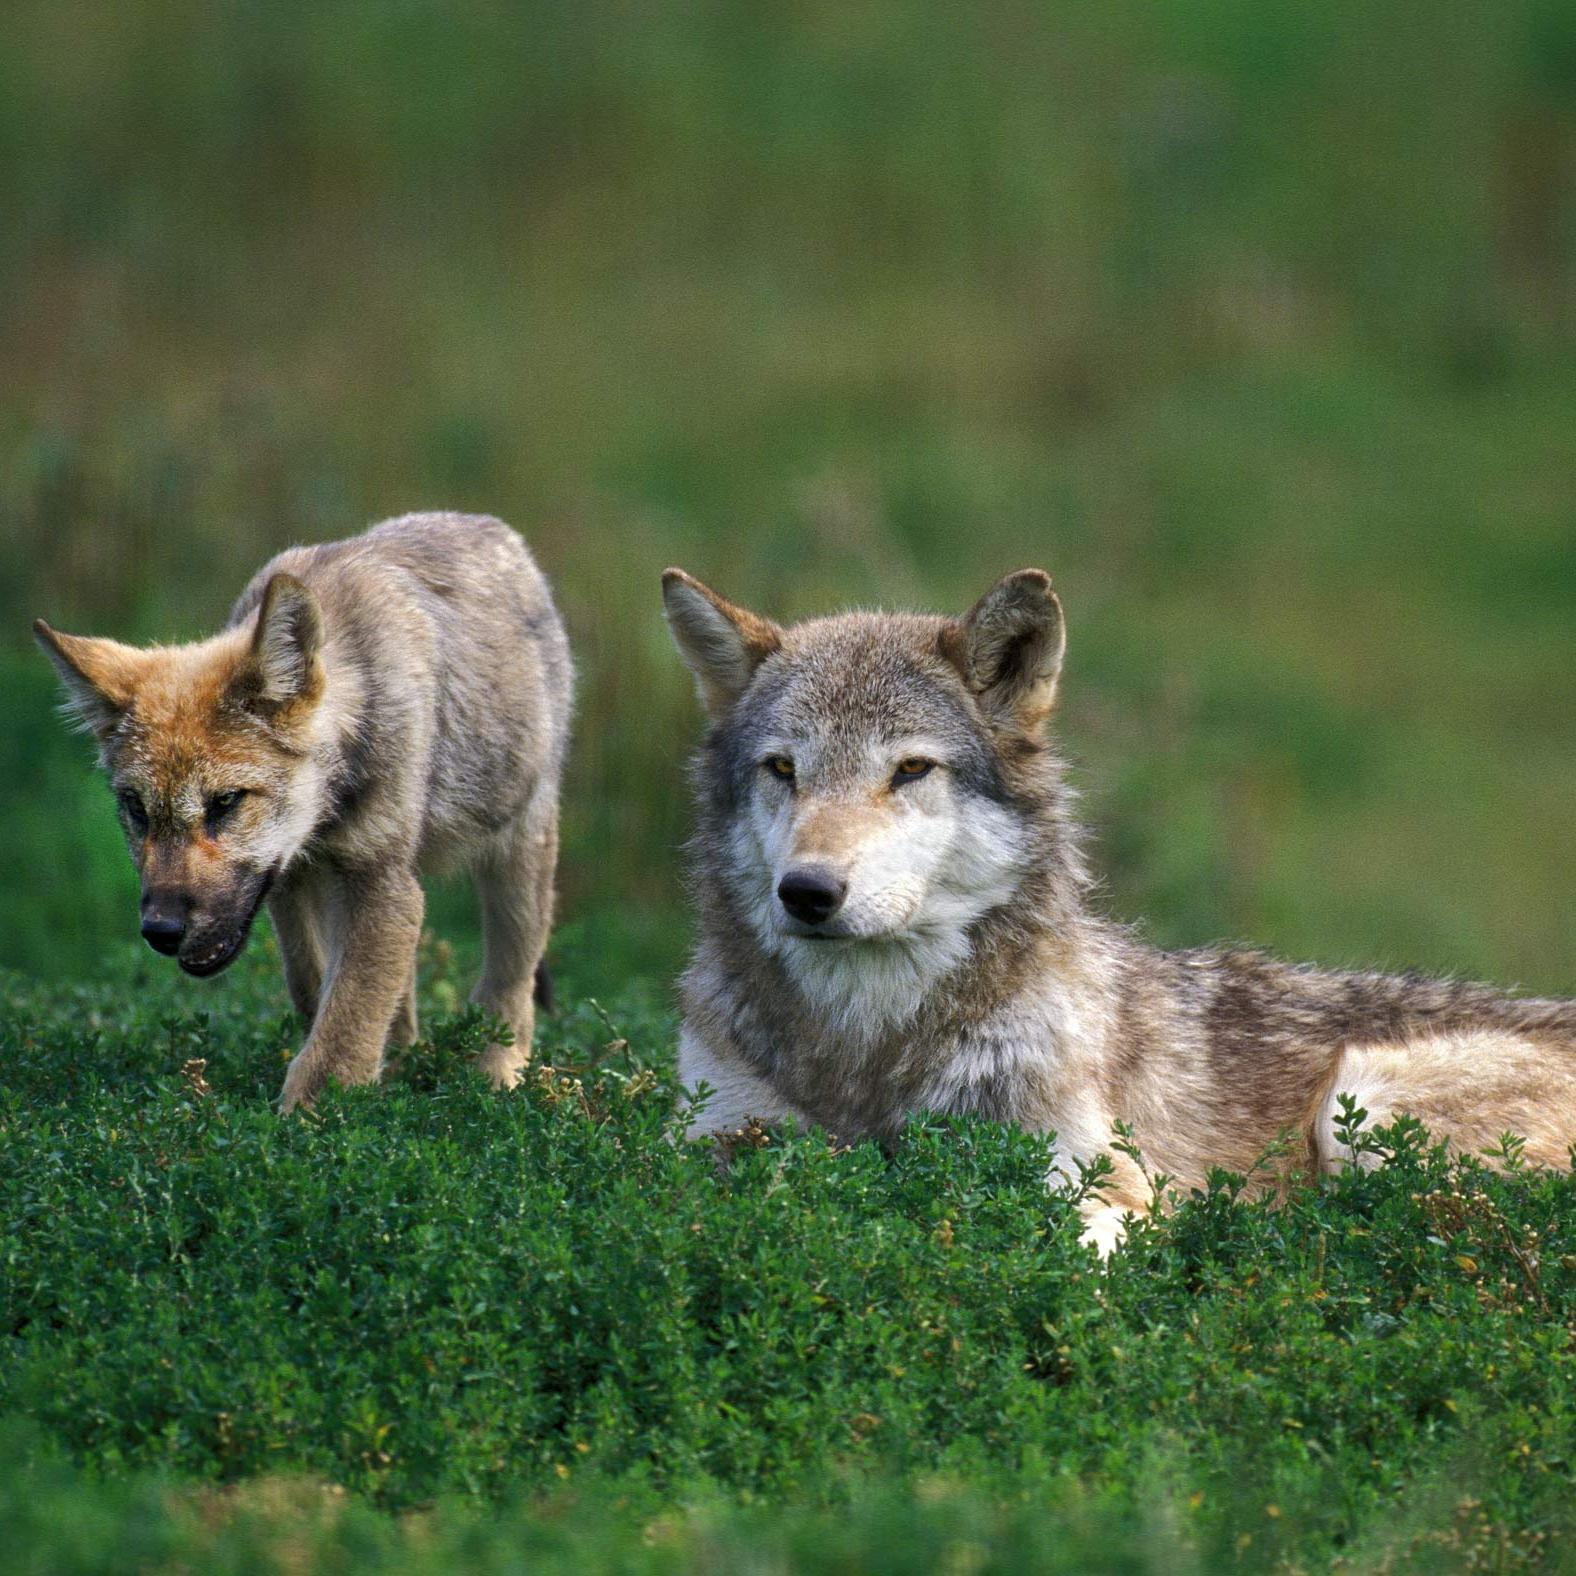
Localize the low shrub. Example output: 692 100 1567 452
2 945 1573 1570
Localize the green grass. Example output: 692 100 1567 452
3 947 1576 1571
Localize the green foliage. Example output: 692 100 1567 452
3 953 1576 1570
0 658 138 980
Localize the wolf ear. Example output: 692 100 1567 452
945 569 1066 729
662 568 783 719
235 574 325 713
33 620 146 739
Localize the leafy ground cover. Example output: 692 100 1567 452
3 939 1574 1572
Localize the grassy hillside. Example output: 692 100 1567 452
1 0 1571 987
3 951 1576 1572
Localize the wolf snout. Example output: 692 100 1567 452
140 895 189 956
777 866 847 927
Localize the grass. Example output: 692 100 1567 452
3 943 1576 1571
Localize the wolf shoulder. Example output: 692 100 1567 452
225 513 572 865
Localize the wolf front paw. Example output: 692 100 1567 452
278 1056 324 1114
1077 1204 1130 1259
475 1041 528 1090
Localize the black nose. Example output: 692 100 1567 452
140 896 188 957
141 916 185 956
777 867 847 926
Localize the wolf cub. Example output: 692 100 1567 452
37 513 572 1110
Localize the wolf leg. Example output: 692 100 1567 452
279 866 425 1112
470 793 558 1089
1315 1032 1576 1173
1077 1203 1134 1258
678 1026 804 1138
267 876 326 1021
1048 1120 1151 1259
389 959 419 1050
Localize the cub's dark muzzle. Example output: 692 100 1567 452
777 866 847 927
170 862 279 978
140 893 190 956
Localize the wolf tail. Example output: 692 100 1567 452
533 959 555 1014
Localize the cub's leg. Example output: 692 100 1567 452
279 865 425 1112
268 875 326 1022
470 791 558 1089
389 958 419 1050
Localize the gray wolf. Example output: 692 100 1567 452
661 566 1574 1252
35 512 573 1110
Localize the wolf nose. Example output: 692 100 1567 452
140 897 189 957
141 916 186 955
777 867 847 926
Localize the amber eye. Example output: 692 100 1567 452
763 756 796 782
891 758 935 787
205 789 248 832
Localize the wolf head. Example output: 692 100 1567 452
34 575 330 976
664 567 1078 1034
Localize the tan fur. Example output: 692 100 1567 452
1316 1031 1576 1172
790 798 889 864
663 568 1575 1253
37 513 573 1109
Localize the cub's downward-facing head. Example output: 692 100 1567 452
662 567 1073 981
34 575 331 977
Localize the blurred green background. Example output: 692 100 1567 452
1 0 1571 992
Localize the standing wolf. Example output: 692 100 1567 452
662 566 1574 1252
35 513 572 1111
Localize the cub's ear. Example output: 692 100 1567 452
233 574 325 713
944 568 1066 729
661 568 783 719
32 620 146 740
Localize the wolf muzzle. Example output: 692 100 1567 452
140 895 189 956
142 863 278 977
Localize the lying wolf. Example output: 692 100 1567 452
662 566 1574 1251
36 513 572 1110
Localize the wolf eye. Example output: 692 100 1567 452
763 756 796 783
891 758 936 787
118 790 148 832
205 789 248 830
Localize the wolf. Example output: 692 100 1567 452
661 566 1575 1252
35 512 573 1111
